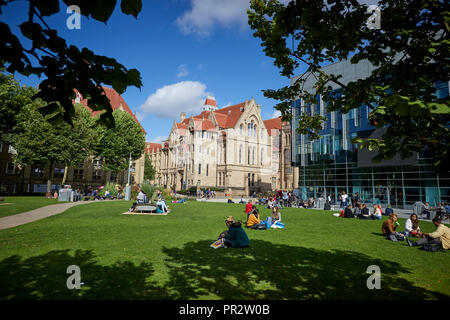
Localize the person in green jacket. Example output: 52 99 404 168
221 216 250 248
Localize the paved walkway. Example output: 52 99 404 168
0 201 91 230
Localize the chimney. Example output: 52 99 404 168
180 112 186 122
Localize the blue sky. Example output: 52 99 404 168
1 0 298 143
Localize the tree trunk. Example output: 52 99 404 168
46 162 54 195
61 164 69 186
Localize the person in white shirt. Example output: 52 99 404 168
372 204 382 220
157 198 168 212
137 190 146 203
341 191 348 208
404 213 421 237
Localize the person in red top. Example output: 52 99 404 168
244 200 253 214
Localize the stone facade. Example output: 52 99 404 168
153 97 297 196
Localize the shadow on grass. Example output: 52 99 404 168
0 249 167 300
161 240 448 300
0 241 448 300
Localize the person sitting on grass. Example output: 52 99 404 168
385 204 394 216
372 204 382 220
137 189 146 204
403 213 421 237
246 208 261 228
156 198 168 213
244 200 253 214
271 206 282 224
265 206 285 228
382 213 404 241
358 203 371 219
220 216 250 248
406 218 450 250
343 204 354 218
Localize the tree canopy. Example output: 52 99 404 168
0 0 143 127
248 0 450 171
96 109 146 174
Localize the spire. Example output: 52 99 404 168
203 96 217 111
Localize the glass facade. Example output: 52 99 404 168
291 67 450 209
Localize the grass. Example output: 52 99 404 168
0 200 449 300
0 196 61 218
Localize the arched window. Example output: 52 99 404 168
261 148 264 165
252 147 255 165
240 124 243 135
254 124 257 137
239 145 242 164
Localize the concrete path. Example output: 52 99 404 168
0 201 91 230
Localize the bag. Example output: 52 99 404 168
388 233 405 242
324 202 331 210
251 223 267 230
421 244 442 252
210 238 225 249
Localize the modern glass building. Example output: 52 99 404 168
291 59 450 208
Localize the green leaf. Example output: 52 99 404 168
91 0 117 23
19 22 43 40
38 102 60 117
35 0 60 16
126 68 142 88
428 102 450 114
121 0 142 18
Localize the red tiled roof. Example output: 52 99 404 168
204 97 217 107
214 102 245 128
176 122 188 136
73 87 146 134
213 112 229 128
264 117 282 136
193 118 216 131
145 142 162 154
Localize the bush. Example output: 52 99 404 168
141 181 157 200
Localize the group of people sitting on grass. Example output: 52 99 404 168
244 200 285 230
341 203 384 219
382 213 450 251
129 189 169 213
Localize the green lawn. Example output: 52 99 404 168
0 200 448 300
0 196 61 218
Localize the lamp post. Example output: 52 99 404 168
125 153 132 200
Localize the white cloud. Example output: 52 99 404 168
151 135 169 144
176 0 250 36
177 64 189 78
138 81 211 119
176 0 292 36
271 110 282 119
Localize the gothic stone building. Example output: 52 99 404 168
154 97 297 196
